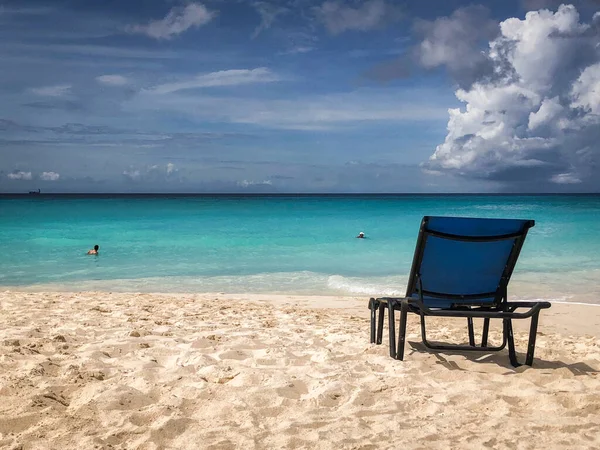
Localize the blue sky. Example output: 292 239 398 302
1 0 600 193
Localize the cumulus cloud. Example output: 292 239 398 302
126 3 214 40
96 75 129 86
166 162 176 175
364 6 497 85
148 68 280 94
315 0 402 35
29 84 71 97
40 171 60 181
414 6 499 88
7 171 33 180
423 5 600 188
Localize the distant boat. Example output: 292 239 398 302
28 189 41 195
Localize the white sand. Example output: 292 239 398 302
1 291 599 449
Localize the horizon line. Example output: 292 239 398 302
2 192 600 196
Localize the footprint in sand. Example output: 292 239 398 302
275 380 309 399
149 417 195 442
218 350 252 361
351 388 377 407
93 385 155 411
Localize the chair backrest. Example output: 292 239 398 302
405 216 534 308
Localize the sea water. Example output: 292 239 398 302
1 194 599 304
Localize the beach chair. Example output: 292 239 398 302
368 216 551 367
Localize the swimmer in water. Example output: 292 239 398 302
356 232 365 239
87 244 99 255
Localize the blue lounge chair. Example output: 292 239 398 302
368 216 551 367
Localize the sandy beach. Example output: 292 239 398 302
1 291 599 449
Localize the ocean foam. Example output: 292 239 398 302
327 275 404 296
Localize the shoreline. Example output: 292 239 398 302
1 291 599 448
2 266 600 305
3 284 600 303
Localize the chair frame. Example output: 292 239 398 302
368 216 551 367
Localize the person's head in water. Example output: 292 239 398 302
357 232 365 239
87 244 99 255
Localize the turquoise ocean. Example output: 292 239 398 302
1 195 599 304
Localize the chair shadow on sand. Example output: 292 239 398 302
405 340 599 375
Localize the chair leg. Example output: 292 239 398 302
481 318 490 347
387 300 397 359
377 302 386 345
505 318 521 367
368 298 377 344
467 317 475 347
397 300 409 361
525 312 540 366
420 313 428 347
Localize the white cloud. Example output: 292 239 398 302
571 62 600 114
315 0 402 35
29 84 71 97
423 5 600 187
123 169 141 180
237 179 273 188
122 164 180 182
551 172 581 184
230 100 446 129
252 2 287 38
148 68 280 94
96 74 129 86
527 96 563 130
414 6 498 85
365 5 497 85
10 43 182 60
126 3 214 40
7 171 33 180
40 171 60 181
280 46 315 55
280 30 318 55
127 88 451 130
